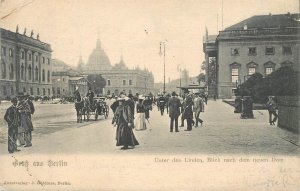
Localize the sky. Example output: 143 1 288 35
0 0 298 83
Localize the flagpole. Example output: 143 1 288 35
163 42 166 93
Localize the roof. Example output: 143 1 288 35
225 13 300 30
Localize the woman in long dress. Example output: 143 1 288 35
135 98 147 131
112 97 139 150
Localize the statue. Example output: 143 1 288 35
30 30 34 38
37 33 39 40
23 28 27 35
16 25 19 33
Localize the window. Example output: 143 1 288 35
48 89 50 95
1 61 6 79
57 87 60 95
28 53 32 61
123 79 126 86
43 88 45 95
28 65 32 80
107 79 110 86
23 87 26 93
47 58 50 65
129 79 132 85
231 48 239 56
248 67 256 75
21 51 25 59
283 46 292 55
62 78 65 82
265 47 274 55
35 55 38 62
42 69 45 82
9 63 14 79
9 48 13 57
21 64 24 80
231 68 239 83
52 87 55 95
248 47 257 56
1 47 6 56
35 66 39 81
37 88 40 95
47 70 50 82
11 87 14 95
42 57 45 63
30 87 33 95
265 67 273 75
3 87 7 95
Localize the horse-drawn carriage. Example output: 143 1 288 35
74 95 109 123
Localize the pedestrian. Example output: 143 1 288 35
86 88 95 109
135 95 147 131
183 92 194 131
168 91 181 132
158 95 166 116
266 96 278 125
194 93 204 127
110 97 119 114
126 93 135 119
4 97 20 153
143 96 152 120
204 93 208 105
112 95 139 150
16 93 33 147
25 94 35 141
179 95 186 127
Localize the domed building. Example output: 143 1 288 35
84 38 112 71
78 38 155 96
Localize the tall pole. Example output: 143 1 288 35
163 42 166 93
179 67 182 97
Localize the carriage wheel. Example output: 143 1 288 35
95 109 98 121
105 105 109 119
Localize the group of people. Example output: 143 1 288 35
168 91 206 132
4 93 35 153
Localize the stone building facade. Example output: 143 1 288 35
0 27 52 98
78 38 155 96
52 69 88 97
203 13 300 98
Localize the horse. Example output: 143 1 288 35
82 97 91 121
74 93 84 123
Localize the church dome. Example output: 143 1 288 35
86 38 112 71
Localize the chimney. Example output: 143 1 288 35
243 23 248 30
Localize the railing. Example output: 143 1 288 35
219 27 300 37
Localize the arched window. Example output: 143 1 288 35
28 65 32 80
107 90 110 95
21 63 24 80
47 70 50 82
42 69 45 82
229 62 241 83
264 61 276 76
1 60 6 79
9 63 14 79
35 66 39 81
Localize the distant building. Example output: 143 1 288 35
203 13 300 98
0 27 52 98
52 68 88 97
78 38 155 95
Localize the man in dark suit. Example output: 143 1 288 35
183 92 194 131
168 91 181 132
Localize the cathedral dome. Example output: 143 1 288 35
86 38 112 71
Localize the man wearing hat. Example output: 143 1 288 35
266 96 278 125
126 93 135 119
17 92 33 147
168 91 181 132
4 97 20 153
193 93 204 127
182 91 194 131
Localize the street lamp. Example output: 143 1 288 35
177 64 182 96
159 41 166 93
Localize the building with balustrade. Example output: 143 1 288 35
77 38 155 96
0 27 52 99
203 13 300 98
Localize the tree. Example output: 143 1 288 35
197 73 206 84
87 74 106 95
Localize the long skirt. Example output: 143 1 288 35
134 113 147 131
116 123 139 147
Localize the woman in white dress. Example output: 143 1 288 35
134 97 147 130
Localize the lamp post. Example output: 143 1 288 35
159 41 166 93
177 64 182 96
